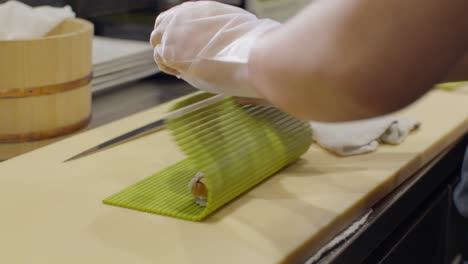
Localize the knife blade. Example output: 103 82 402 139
64 94 226 162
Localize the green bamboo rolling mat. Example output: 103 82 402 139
103 94 313 221
435 81 467 91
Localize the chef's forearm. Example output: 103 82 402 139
249 0 468 121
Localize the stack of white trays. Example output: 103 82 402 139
92 36 159 93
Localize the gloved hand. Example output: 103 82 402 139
150 1 281 98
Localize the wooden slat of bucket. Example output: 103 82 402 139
0 73 92 98
0 19 93 159
0 19 93 89
0 85 91 134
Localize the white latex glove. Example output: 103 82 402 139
150 1 281 98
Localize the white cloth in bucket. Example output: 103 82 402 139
0 0 75 40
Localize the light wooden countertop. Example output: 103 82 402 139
0 89 466 264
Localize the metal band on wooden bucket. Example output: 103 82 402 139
0 115 91 144
0 73 93 98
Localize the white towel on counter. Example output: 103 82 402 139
310 116 420 156
0 0 75 40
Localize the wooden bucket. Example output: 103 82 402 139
0 18 93 160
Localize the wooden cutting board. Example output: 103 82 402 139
0 90 466 264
